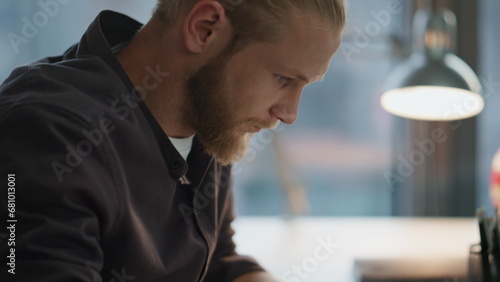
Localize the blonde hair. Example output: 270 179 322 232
153 0 345 52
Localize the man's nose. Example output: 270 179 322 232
274 89 303 125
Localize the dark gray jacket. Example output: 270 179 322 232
0 10 262 282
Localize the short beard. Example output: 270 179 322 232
187 53 253 166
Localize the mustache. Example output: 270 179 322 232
252 119 280 130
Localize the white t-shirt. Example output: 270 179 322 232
168 135 195 161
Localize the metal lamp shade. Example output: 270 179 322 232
381 52 483 121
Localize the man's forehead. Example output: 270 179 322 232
264 31 339 80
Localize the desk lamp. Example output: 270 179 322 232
382 1 483 216
381 5 483 121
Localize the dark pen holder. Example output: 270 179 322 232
469 208 500 282
468 243 495 282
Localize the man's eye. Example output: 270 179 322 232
275 75 292 83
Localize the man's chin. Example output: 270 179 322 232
199 131 253 166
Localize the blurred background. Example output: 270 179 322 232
0 0 499 217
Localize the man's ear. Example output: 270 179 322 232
183 0 229 54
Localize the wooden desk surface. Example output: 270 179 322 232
232 217 479 282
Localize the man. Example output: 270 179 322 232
0 0 344 281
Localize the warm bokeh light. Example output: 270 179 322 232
381 86 484 121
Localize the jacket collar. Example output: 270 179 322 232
63 10 216 183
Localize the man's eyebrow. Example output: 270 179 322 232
295 74 310 84
276 65 325 84
289 69 325 84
